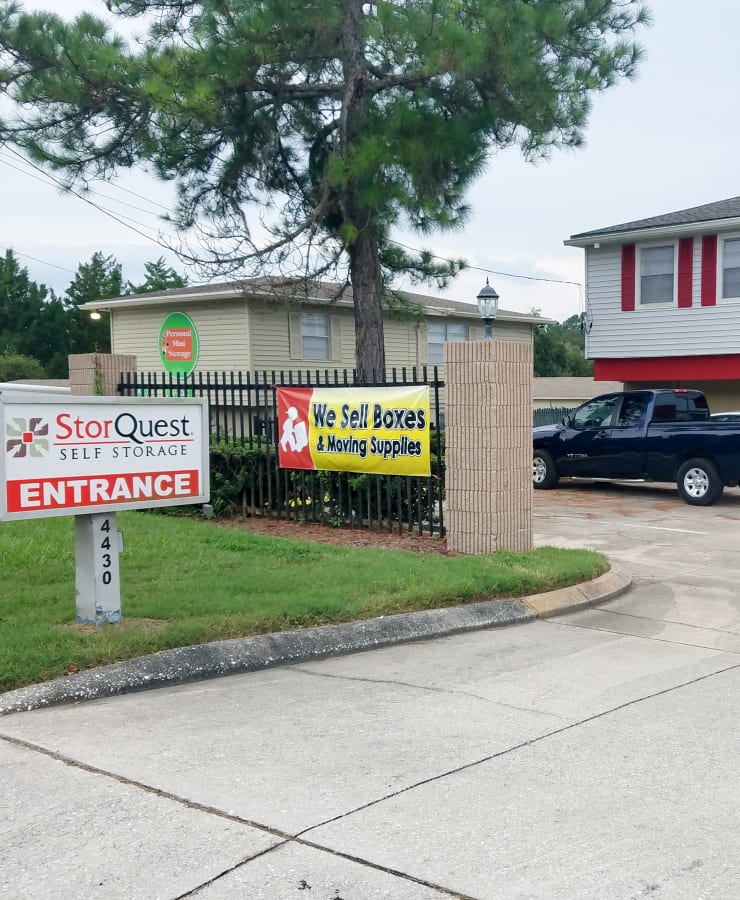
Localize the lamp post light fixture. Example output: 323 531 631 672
476 278 499 340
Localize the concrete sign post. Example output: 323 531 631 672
0 390 210 624
75 513 124 624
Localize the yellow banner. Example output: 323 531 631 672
277 385 431 476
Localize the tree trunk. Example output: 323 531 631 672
349 223 386 384
340 0 386 386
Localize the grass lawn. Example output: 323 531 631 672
0 512 608 692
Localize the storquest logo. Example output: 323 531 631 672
5 417 49 458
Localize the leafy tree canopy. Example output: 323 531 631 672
0 248 69 374
127 257 187 295
0 0 649 381
0 248 188 377
64 251 123 309
533 314 594 377
61 251 122 360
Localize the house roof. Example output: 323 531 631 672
532 377 622 400
80 276 554 325
566 197 740 247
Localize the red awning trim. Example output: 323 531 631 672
595 355 740 382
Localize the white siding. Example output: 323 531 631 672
112 302 249 371
585 240 740 359
583 245 621 359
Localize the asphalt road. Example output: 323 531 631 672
4 482 740 900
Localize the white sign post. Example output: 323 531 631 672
75 513 124 625
0 391 210 625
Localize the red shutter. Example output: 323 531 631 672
677 237 694 307
701 235 718 306
621 244 636 311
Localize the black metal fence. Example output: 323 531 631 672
118 367 445 536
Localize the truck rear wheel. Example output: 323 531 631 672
676 458 723 506
533 449 559 490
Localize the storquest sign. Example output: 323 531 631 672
1 390 210 624
1 395 209 519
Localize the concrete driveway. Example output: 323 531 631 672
4 483 740 900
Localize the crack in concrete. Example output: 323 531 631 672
291 665 569 722
551 619 740 655
6 631 740 900
0 731 476 900
292 658 740 839
559 607 740 638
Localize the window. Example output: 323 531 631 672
639 245 675 305
301 313 330 360
427 322 468 366
571 396 619 430
722 238 740 299
652 392 709 423
615 394 646 427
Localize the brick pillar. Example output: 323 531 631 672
68 353 137 397
444 340 532 554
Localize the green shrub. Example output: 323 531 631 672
158 432 446 531
0 352 47 381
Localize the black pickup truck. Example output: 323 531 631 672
532 388 740 505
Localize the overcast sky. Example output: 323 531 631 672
2 0 737 323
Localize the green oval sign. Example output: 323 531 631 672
159 312 199 376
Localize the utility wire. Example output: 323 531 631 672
1 146 178 252
389 238 584 289
0 155 168 239
0 147 584 298
94 177 172 213
0 152 170 219
0 242 76 275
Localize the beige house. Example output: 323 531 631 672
81 277 549 375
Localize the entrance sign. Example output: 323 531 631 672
159 311 199 376
1 390 209 625
276 385 431 476
1 394 210 520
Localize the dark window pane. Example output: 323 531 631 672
723 267 740 299
641 273 674 303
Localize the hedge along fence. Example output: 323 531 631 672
208 434 445 534
120 368 446 536
123 370 567 535
181 409 567 531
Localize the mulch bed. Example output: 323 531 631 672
212 516 450 554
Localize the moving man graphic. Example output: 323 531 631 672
280 406 308 452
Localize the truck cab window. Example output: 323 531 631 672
571 397 618 429
653 393 710 423
616 395 646 427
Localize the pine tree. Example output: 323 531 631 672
127 257 187 295
0 0 649 381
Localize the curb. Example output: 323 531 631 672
0 568 630 716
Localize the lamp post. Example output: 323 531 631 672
476 278 499 340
